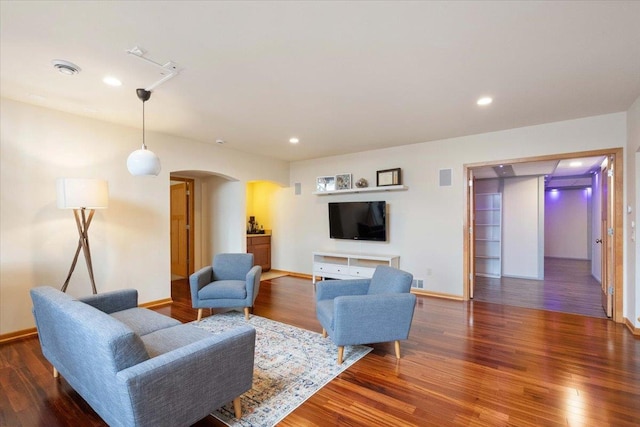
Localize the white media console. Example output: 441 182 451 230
312 251 400 284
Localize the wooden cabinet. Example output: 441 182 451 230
474 193 502 278
312 251 399 284
247 235 271 272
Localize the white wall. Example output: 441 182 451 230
0 98 289 334
636 150 640 326
206 177 246 260
504 177 544 279
545 188 591 259
626 95 640 327
280 113 627 298
2 97 636 335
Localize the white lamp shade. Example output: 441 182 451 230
127 148 161 176
56 178 109 209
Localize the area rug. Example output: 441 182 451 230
192 312 371 427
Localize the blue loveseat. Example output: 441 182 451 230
30 286 255 427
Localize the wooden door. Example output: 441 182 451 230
600 157 614 317
171 182 188 278
468 170 476 298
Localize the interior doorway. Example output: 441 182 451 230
170 176 195 281
464 148 624 322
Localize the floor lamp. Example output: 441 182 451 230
56 178 109 294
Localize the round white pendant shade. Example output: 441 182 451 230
127 148 161 176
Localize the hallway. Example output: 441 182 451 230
473 257 607 318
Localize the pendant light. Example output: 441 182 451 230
127 88 161 176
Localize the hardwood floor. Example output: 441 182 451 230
474 257 607 318
2 276 639 426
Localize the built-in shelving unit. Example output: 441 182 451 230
313 185 408 196
312 251 400 284
474 193 502 278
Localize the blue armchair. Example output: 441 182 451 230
190 253 262 321
316 265 416 364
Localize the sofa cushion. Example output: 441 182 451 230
368 265 413 295
111 307 181 336
30 287 150 378
79 289 138 314
212 253 253 281
140 324 215 357
199 280 247 300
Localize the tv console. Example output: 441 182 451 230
312 251 400 284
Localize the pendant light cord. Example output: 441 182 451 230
142 100 147 150
136 88 151 150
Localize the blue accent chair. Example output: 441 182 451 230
316 265 416 364
190 253 262 321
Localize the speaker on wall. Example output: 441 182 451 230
439 169 452 187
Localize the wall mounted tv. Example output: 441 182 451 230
328 201 387 241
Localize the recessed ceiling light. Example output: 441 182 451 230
103 76 122 87
569 161 583 167
289 137 299 144
52 59 81 75
477 97 493 106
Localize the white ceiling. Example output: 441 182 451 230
1 1 639 162
472 155 606 189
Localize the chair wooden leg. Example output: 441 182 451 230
394 340 401 359
244 307 250 320
197 308 203 321
53 367 59 378
233 397 242 419
337 346 344 365
322 329 327 338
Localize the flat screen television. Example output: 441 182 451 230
328 201 386 241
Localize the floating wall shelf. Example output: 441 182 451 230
312 185 408 196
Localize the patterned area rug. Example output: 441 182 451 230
193 312 371 427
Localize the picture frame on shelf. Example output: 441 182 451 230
376 168 402 187
316 176 336 192
335 173 352 190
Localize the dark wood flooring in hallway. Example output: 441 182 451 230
473 257 607 318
